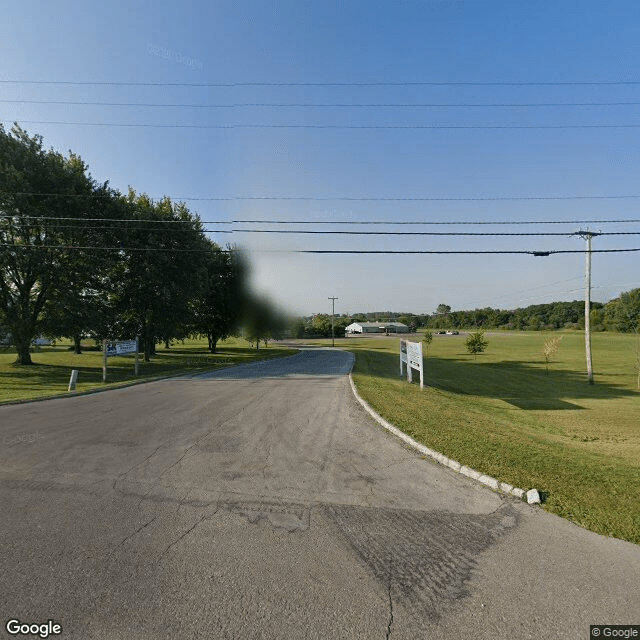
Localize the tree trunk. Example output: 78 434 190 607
12 320 35 365
144 335 151 362
164 338 170 349
208 333 217 353
73 335 82 354
14 339 33 365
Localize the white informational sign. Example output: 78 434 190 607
106 339 138 357
102 338 139 382
399 339 424 388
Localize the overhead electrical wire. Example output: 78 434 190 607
279 248 640 254
6 119 640 130
232 217 640 224
5 99 640 108
462 276 585 307
224 229 640 236
5 223 640 237
2 243 639 255
2 213 640 226
6 191 640 204
3 79 640 87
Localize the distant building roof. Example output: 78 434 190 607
346 322 409 329
362 322 407 327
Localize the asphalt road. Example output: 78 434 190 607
0 349 638 639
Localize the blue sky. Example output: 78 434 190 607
2 1 640 315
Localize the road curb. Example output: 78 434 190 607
348 372 534 502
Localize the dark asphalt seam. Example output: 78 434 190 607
160 497 222 557
113 444 164 493
109 515 159 554
172 486 194 516
161 514 207 556
130 396 260 506
386 554 394 640
262 443 273 479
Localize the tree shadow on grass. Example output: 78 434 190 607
353 349 637 410
0 347 298 396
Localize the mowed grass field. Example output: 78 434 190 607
0 338 296 404
310 331 640 544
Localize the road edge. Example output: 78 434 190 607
0 350 301 407
348 371 537 503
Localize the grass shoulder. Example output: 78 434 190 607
0 338 297 405
339 331 639 545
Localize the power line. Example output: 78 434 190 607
462 276 585 307
3 79 640 87
0 214 215 223
285 248 640 254
8 119 640 130
233 217 640 224
6 99 640 108
4 223 640 236
6 191 640 205
3 213 640 226
2 243 639 255
0 243 224 253
226 229 640 236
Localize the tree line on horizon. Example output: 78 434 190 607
0 125 281 365
293 292 640 338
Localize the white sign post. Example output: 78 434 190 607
400 339 424 388
102 338 139 382
68 369 79 391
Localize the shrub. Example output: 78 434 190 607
465 331 488 359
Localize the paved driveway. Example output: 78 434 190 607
0 349 637 639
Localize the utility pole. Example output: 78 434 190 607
575 229 600 384
328 296 338 347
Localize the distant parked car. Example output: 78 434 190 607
436 331 446 334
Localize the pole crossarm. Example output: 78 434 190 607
574 229 602 239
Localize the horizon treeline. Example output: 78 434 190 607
294 291 640 338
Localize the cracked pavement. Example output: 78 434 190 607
0 348 638 639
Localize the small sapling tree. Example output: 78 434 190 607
542 335 563 375
465 331 488 360
422 330 433 357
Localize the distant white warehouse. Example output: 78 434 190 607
345 322 409 334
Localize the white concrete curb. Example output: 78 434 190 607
348 372 538 503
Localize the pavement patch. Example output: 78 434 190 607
325 502 518 625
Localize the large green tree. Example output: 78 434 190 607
0 124 113 364
244 295 286 349
603 288 640 332
108 190 208 362
191 244 247 353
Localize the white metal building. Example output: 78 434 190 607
345 322 409 334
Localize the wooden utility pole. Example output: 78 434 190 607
328 297 338 347
576 230 599 384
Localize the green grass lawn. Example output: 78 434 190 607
303 331 640 544
0 337 297 404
